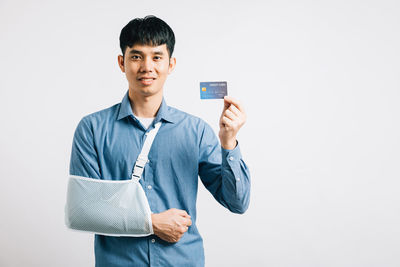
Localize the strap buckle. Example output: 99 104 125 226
131 155 148 181
136 155 148 167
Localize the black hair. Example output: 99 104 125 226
119 15 175 58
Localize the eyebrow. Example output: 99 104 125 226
128 49 164 55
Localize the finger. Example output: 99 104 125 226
176 209 189 217
186 218 192 226
222 98 230 112
228 105 240 117
224 109 238 121
181 222 191 229
224 96 244 112
182 214 191 220
178 210 191 219
221 116 234 128
179 226 188 234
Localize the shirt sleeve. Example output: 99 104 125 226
69 117 101 179
198 122 251 214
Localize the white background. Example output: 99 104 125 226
1 0 399 266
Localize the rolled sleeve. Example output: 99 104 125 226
69 116 101 179
199 123 251 214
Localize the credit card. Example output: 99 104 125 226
200 81 227 99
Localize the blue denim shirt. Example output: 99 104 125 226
69 91 251 267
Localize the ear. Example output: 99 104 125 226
168 57 176 74
118 55 125 73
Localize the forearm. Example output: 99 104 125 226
65 175 153 236
200 143 251 214
219 143 251 213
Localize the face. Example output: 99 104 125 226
118 44 176 98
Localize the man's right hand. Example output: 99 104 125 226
151 208 192 243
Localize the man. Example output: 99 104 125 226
69 15 251 267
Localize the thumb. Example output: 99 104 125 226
223 96 231 111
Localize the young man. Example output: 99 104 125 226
69 15 251 267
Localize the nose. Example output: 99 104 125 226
139 57 154 73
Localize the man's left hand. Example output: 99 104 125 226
219 96 247 150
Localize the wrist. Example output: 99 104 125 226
151 214 158 232
221 139 237 150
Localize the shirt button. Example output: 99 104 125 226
151 239 155 243
236 178 240 181
229 156 234 161
147 185 152 190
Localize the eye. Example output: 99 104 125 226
154 56 162 61
131 55 141 60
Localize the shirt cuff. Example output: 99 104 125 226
221 140 242 163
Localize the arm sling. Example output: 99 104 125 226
65 122 162 237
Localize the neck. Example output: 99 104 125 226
128 90 162 118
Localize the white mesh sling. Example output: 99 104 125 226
65 122 162 237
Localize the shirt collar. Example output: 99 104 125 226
117 90 176 124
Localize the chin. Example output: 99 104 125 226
132 88 161 97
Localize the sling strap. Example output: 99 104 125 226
131 122 162 181
65 121 163 236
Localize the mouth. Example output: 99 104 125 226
138 77 156 86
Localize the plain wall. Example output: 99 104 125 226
1 0 399 266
